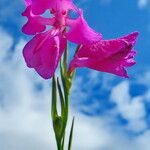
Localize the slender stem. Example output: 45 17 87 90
56 137 62 150
63 42 68 73
51 44 80 150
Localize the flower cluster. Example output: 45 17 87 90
22 0 139 79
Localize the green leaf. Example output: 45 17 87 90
51 76 58 120
57 77 65 116
61 133 65 150
54 116 63 138
60 59 69 103
68 117 75 150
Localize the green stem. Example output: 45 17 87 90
51 44 80 150
56 137 62 150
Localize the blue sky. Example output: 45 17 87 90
0 0 150 150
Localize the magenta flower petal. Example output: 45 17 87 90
31 0 76 15
23 31 66 79
120 31 139 45
75 32 139 59
69 32 139 77
22 6 55 35
69 57 129 77
66 9 102 45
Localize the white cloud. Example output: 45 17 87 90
110 81 147 132
1 27 150 150
138 0 149 9
136 131 150 150
137 71 150 86
0 27 54 150
0 27 14 62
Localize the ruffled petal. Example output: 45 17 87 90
32 0 76 15
23 31 66 79
75 32 139 59
69 57 129 77
66 9 102 45
22 6 55 35
122 50 137 67
75 39 127 60
120 32 139 45
69 32 139 77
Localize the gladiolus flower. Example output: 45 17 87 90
22 0 138 79
69 32 139 78
22 0 101 79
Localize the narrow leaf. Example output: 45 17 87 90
51 76 58 120
57 77 65 116
68 117 75 150
61 133 65 150
60 59 68 102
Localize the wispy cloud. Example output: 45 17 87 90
110 81 147 133
138 0 149 9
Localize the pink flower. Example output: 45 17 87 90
22 0 101 79
69 32 139 78
22 0 138 79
